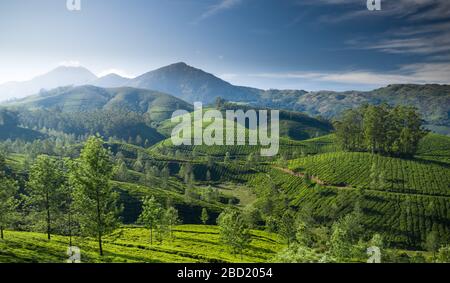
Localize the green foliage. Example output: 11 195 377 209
0 226 282 263
425 230 440 257
278 210 296 246
69 136 120 255
0 175 19 239
138 196 163 245
329 211 364 260
163 206 181 240
217 209 252 258
289 151 449 196
334 104 427 156
437 245 450 263
26 155 66 240
201 208 209 225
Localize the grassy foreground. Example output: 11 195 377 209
0 225 282 263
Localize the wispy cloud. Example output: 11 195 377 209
223 62 450 89
347 20 450 56
299 0 450 64
300 0 450 22
195 0 243 23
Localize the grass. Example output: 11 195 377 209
200 183 257 207
0 225 282 263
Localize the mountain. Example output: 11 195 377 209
0 66 97 101
92 73 130 88
1 63 449 134
126 62 261 103
256 84 450 135
5 85 193 122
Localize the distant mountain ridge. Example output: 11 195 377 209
259 84 450 135
1 62 449 134
0 66 97 100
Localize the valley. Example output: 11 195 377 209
0 63 449 264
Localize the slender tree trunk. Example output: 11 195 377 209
68 211 72 247
95 191 103 256
1 226 4 239
98 232 103 256
46 193 51 240
150 224 153 245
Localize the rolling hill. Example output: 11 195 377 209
0 226 282 263
4 85 193 122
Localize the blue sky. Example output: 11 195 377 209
0 0 449 90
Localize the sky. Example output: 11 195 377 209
0 0 449 91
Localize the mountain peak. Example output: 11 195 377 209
92 73 130 88
47 65 96 77
172 62 188 67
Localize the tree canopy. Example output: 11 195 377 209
334 104 427 156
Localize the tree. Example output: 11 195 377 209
0 176 19 239
163 206 180 240
363 105 388 154
333 108 364 151
27 155 65 240
295 220 314 248
334 105 427 156
201 208 209 225
330 210 364 260
161 166 170 189
425 230 440 260
115 159 128 181
0 152 6 173
138 196 162 245
69 136 120 256
224 152 231 164
265 216 278 235
278 210 296 246
215 97 224 109
133 158 144 172
329 223 352 260
217 209 251 259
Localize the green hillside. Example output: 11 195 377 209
257 84 450 135
5 85 193 122
0 226 282 263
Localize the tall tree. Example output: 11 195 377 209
335 105 427 156
27 155 65 240
278 209 296 246
163 206 180 240
217 209 251 259
69 136 120 256
0 176 19 239
425 230 440 260
138 196 162 245
201 208 209 225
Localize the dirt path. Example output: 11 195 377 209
273 166 356 191
273 167 326 185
